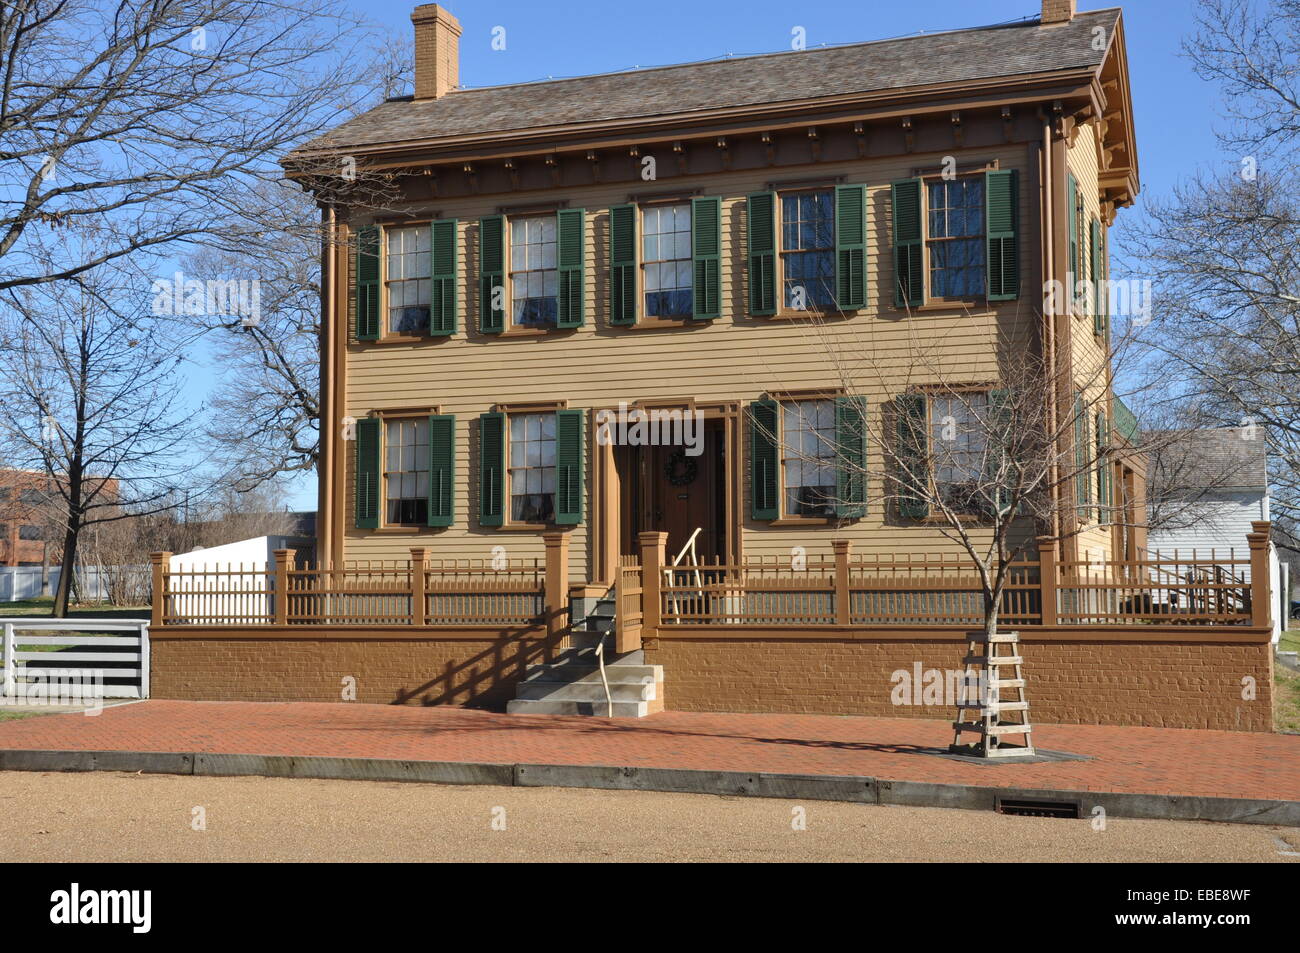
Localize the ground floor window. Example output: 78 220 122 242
509 412 557 522
929 391 989 514
385 417 429 525
782 399 837 517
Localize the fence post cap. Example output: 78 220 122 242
832 539 852 554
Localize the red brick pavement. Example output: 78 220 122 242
0 700 1297 801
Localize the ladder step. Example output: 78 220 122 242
963 655 1023 666
952 722 1033 736
994 679 1026 689
968 633 1019 643
955 700 1029 711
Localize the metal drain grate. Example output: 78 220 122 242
996 797 1080 818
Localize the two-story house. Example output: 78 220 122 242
254 0 1184 718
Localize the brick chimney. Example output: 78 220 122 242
1042 0 1076 23
412 4 461 100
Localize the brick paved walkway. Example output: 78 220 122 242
0 701 1297 801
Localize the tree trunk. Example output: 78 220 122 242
51 520 80 617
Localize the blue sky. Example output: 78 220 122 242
240 0 1222 511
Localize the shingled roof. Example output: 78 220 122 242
294 8 1120 156
1149 427 1270 494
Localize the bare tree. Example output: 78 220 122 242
0 264 194 616
0 0 388 292
760 313 1160 640
1120 1 1300 543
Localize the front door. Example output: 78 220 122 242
617 418 724 564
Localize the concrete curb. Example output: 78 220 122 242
1 747 1296 826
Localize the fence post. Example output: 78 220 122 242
272 549 293 625
833 539 852 625
1248 520 1272 629
1037 536 1057 627
2 622 14 697
409 547 427 626
639 531 668 632
149 552 171 627
542 531 570 641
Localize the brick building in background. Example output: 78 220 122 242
0 469 120 567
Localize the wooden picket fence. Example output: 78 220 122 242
151 522 1272 632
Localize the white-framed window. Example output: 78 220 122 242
385 225 431 334
780 190 836 310
642 203 692 317
385 417 429 525
510 215 558 327
929 391 989 512
509 412 556 522
927 176 985 299
781 399 837 517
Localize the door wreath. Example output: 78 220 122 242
664 449 699 486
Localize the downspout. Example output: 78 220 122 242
1039 110 1061 552
317 202 335 566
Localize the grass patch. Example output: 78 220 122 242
1280 629 1300 654
0 709 55 722
0 598 148 620
1275 663 1300 734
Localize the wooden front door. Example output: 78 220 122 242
617 420 724 563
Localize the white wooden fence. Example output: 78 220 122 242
0 619 150 700
0 566 128 603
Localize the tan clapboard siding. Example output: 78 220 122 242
1064 123 1115 552
342 146 1047 575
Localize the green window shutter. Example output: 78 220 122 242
1095 411 1111 523
1099 225 1110 337
479 215 505 334
1090 218 1105 335
1067 173 1079 298
749 399 779 520
835 184 867 310
891 179 924 308
747 192 777 316
355 417 380 529
987 389 1014 517
355 226 380 341
478 412 505 526
691 196 722 320
554 409 585 525
426 414 455 527
556 208 585 328
1073 393 1088 519
896 392 930 519
609 204 637 326
834 395 868 519
429 220 458 336
985 170 1019 301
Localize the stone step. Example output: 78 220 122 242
522 662 660 684
515 680 657 703
507 698 654 718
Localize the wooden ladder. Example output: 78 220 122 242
950 630 1035 758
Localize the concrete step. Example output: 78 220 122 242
515 679 657 703
551 644 644 666
507 698 655 717
572 616 615 633
522 662 660 684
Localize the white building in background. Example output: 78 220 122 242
1147 426 1288 642
167 536 312 624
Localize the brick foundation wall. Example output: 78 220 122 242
642 634 1274 732
151 634 558 707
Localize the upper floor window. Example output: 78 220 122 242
642 204 692 318
385 225 431 335
385 417 429 526
509 412 557 522
510 216 558 328
781 399 837 518
18 525 41 541
929 391 989 514
780 190 836 310
927 177 985 299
